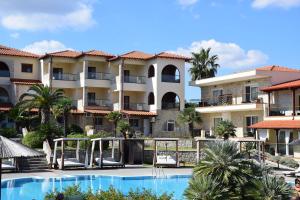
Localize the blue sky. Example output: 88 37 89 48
0 0 299 100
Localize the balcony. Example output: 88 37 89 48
87 99 112 109
86 72 111 80
83 72 111 88
161 74 180 83
53 73 78 81
196 93 264 113
268 105 300 117
124 103 146 111
52 73 79 88
124 76 146 84
162 102 180 110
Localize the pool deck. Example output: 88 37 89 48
2 166 193 180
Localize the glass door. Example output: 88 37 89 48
53 68 63 80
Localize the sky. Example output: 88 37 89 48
0 0 299 100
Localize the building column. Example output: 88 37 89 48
275 129 279 156
268 92 271 116
83 59 88 86
118 59 124 111
292 89 296 116
285 131 290 156
48 57 53 88
83 87 86 107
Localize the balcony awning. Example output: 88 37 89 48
85 109 111 115
249 120 300 129
10 78 41 85
122 110 157 116
261 79 300 92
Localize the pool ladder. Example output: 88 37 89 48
152 166 166 178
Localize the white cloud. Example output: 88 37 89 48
0 0 95 31
172 39 268 69
178 0 198 6
9 32 20 39
252 0 300 9
23 40 73 54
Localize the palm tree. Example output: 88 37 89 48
52 97 74 136
189 48 219 81
194 141 255 190
17 84 65 124
106 111 122 137
184 175 229 200
250 175 293 200
215 120 236 140
117 119 131 139
8 107 38 132
177 106 201 137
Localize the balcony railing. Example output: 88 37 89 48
124 103 146 111
268 105 300 116
87 72 111 80
199 93 263 107
0 71 10 77
87 99 112 108
162 102 180 110
161 75 180 83
124 76 146 84
53 73 78 81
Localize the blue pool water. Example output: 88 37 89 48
1 175 190 200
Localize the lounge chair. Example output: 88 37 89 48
95 157 124 167
57 158 86 169
2 159 15 170
283 166 300 176
156 155 177 166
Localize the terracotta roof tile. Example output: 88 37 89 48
119 51 154 60
122 110 157 116
83 50 114 58
46 50 81 58
10 78 41 85
249 120 300 129
0 45 39 58
261 79 300 91
257 65 300 72
85 109 111 114
154 52 191 61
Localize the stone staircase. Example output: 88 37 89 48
19 156 49 171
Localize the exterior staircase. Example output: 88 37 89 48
19 156 49 172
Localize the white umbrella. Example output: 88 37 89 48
0 135 44 199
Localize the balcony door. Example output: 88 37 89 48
212 89 223 105
88 67 96 79
245 86 258 102
53 68 63 80
124 70 130 82
87 92 96 106
124 96 130 109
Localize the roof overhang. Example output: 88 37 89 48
249 120 300 129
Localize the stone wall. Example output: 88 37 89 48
144 139 196 148
144 150 197 164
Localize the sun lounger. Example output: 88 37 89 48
57 158 86 168
156 155 177 166
1 159 15 170
283 167 300 176
95 157 124 167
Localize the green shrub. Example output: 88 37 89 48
68 124 84 134
37 123 63 139
22 131 46 148
44 185 173 200
89 131 112 150
279 157 299 169
0 128 18 138
67 133 86 148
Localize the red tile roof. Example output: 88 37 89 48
0 45 39 58
119 51 154 60
257 65 300 72
83 50 114 58
153 52 191 61
85 109 111 115
10 78 41 85
0 103 13 111
249 120 300 129
261 79 300 91
122 110 157 116
44 50 82 58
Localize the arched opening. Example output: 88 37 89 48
148 92 154 105
161 92 180 110
161 65 180 83
0 87 10 103
148 65 155 78
0 61 10 77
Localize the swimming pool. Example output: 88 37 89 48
1 175 191 200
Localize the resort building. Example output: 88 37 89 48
192 66 300 156
0 45 189 137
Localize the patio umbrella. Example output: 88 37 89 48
0 135 44 199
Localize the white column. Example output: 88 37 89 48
285 131 290 156
118 60 124 111
83 87 86 107
83 60 87 86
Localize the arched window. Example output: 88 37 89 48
0 61 10 77
0 87 9 103
148 92 154 105
161 92 180 110
161 65 180 83
148 65 155 78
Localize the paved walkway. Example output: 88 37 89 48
2 166 193 180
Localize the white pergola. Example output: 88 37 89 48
153 138 179 168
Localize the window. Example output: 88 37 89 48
212 89 223 105
245 116 258 136
87 93 96 105
148 92 154 105
94 117 103 126
53 68 63 80
21 64 33 73
148 65 155 78
129 119 139 127
88 67 96 79
245 86 258 102
213 117 222 130
166 120 175 132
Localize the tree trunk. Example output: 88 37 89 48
224 134 229 140
41 108 50 124
114 121 117 137
189 123 194 137
63 112 69 137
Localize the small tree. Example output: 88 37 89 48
177 107 201 137
106 111 122 137
215 120 236 140
117 120 131 139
